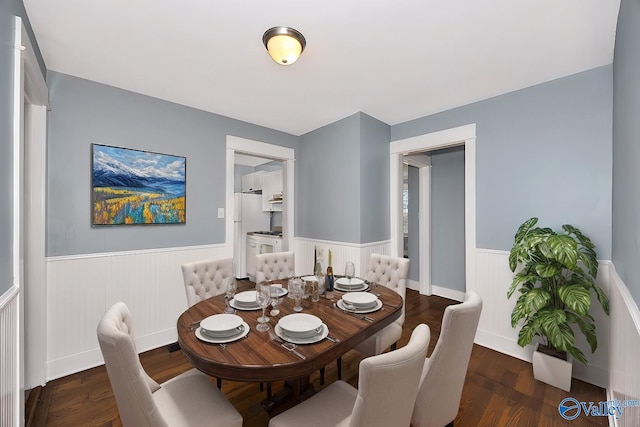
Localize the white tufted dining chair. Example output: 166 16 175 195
353 253 410 357
268 323 430 427
411 291 483 427
97 302 242 427
255 251 295 283
181 258 234 307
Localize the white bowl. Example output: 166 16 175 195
342 292 378 308
200 314 243 336
278 313 322 338
336 277 365 287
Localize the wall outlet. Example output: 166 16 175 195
217 208 224 218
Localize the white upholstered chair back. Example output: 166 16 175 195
98 302 243 427
97 302 166 427
181 258 233 307
256 251 295 283
350 323 430 427
411 291 483 427
367 253 410 325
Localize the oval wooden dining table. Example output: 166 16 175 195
176 279 403 404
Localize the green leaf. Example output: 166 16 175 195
567 312 597 353
563 224 595 249
578 249 598 278
547 235 578 269
524 288 552 312
558 285 591 316
593 285 610 315
542 321 575 353
508 248 519 272
507 273 536 299
567 346 587 365
535 262 559 278
511 294 529 327
517 317 540 347
515 217 538 243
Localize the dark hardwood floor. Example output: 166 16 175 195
27 289 608 426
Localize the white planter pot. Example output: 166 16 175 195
532 343 573 392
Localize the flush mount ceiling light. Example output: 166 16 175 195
262 26 306 66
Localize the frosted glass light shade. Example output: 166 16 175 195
263 27 306 66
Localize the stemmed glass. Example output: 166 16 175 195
289 278 304 312
256 282 271 332
223 277 237 314
345 261 355 284
270 285 282 316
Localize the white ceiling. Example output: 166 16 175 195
24 0 620 136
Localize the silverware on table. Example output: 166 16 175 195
268 331 306 360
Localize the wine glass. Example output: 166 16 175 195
289 278 304 312
255 283 271 332
223 277 237 314
269 285 282 316
345 261 355 284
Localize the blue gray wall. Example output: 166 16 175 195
612 0 640 304
297 112 390 244
0 0 46 294
431 147 466 292
47 71 298 256
392 65 613 259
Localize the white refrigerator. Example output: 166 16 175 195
234 193 270 279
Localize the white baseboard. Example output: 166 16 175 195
47 327 177 381
431 284 465 302
407 279 419 291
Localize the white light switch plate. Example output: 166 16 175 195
217 208 224 218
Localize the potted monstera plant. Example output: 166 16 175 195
507 217 609 391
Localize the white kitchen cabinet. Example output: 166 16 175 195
262 169 283 212
241 171 265 193
246 234 283 281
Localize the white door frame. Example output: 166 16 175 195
390 124 476 296
403 154 431 294
225 136 295 257
13 14 49 401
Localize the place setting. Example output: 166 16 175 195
274 313 332 345
195 313 250 344
334 261 369 292
336 291 382 321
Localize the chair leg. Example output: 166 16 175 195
337 357 342 380
260 382 264 392
445 422 454 427
390 342 397 351
320 367 325 385
217 378 222 389
267 382 272 399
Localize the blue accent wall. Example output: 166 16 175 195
47 72 298 256
392 66 613 259
612 0 640 304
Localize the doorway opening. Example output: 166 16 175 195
390 124 476 299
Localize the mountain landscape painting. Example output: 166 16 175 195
92 144 186 225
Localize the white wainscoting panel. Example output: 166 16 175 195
0 286 19 427
474 249 611 388
293 238 390 278
608 263 640 427
46 244 227 381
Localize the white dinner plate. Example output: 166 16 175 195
275 323 329 345
337 299 383 314
270 285 288 297
234 291 258 304
229 298 261 311
200 314 243 335
195 322 250 344
342 292 378 308
301 276 317 282
336 277 365 287
334 282 369 292
278 313 323 337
